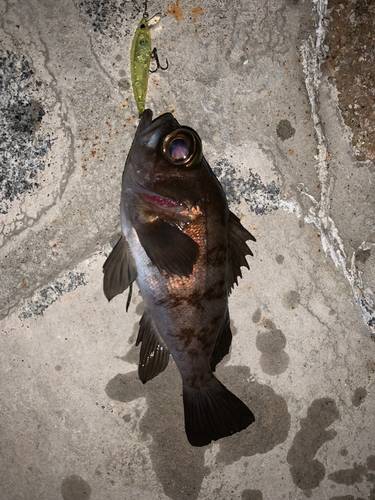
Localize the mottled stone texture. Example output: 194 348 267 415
325 0 375 163
0 50 51 214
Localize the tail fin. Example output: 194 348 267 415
183 376 255 447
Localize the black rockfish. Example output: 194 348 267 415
103 110 256 446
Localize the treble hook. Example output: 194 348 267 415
149 47 169 73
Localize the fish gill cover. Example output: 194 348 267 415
0 50 52 214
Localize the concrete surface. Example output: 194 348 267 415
1 0 375 499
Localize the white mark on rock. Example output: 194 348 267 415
300 0 375 335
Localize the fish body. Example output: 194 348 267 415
130 14 152 115
103 110 256 446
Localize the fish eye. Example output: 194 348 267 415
169 138 188 159
162 129 202 167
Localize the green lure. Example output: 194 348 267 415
130 14 152 116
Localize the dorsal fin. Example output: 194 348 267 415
227 211 256 293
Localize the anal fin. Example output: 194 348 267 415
136 311 170 383
183 376 255 447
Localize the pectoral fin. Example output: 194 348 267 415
227 211 256 292
136 310 170 383
103 236 138 303
135 218 199 277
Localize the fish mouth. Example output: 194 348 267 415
134 182 181 208
139 192 181 208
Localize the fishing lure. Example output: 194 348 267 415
130 4 168 115
130 12 152 115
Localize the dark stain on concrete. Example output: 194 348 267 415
61 475 91 500
351 387 367 407
276 119 296 141
367 456 375 471
105 362 290 500
328 454 375 500
105 346 146 402
124 319 141 347
105 370 146 400
368 472 375 500
241 489 263 500
283 290 300 309
214 365 290 465
135 301 144 316
354 249 375 297
275 254 285 264
329 496 366 500
325 1 375 163
356 248 371 264
256 319 289 375
328 463 368 485
252 308 262 324
230 319 238 338
287 398 340 492
106 364 204 500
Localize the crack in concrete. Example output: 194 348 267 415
303 300 331 332
35 25 77 189
300 0 375 336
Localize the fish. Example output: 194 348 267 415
103 109 256 446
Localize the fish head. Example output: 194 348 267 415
124 109 211 210
121 109 231 278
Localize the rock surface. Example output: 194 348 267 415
1 1 374 499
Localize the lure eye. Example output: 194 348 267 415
162 128 202 167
